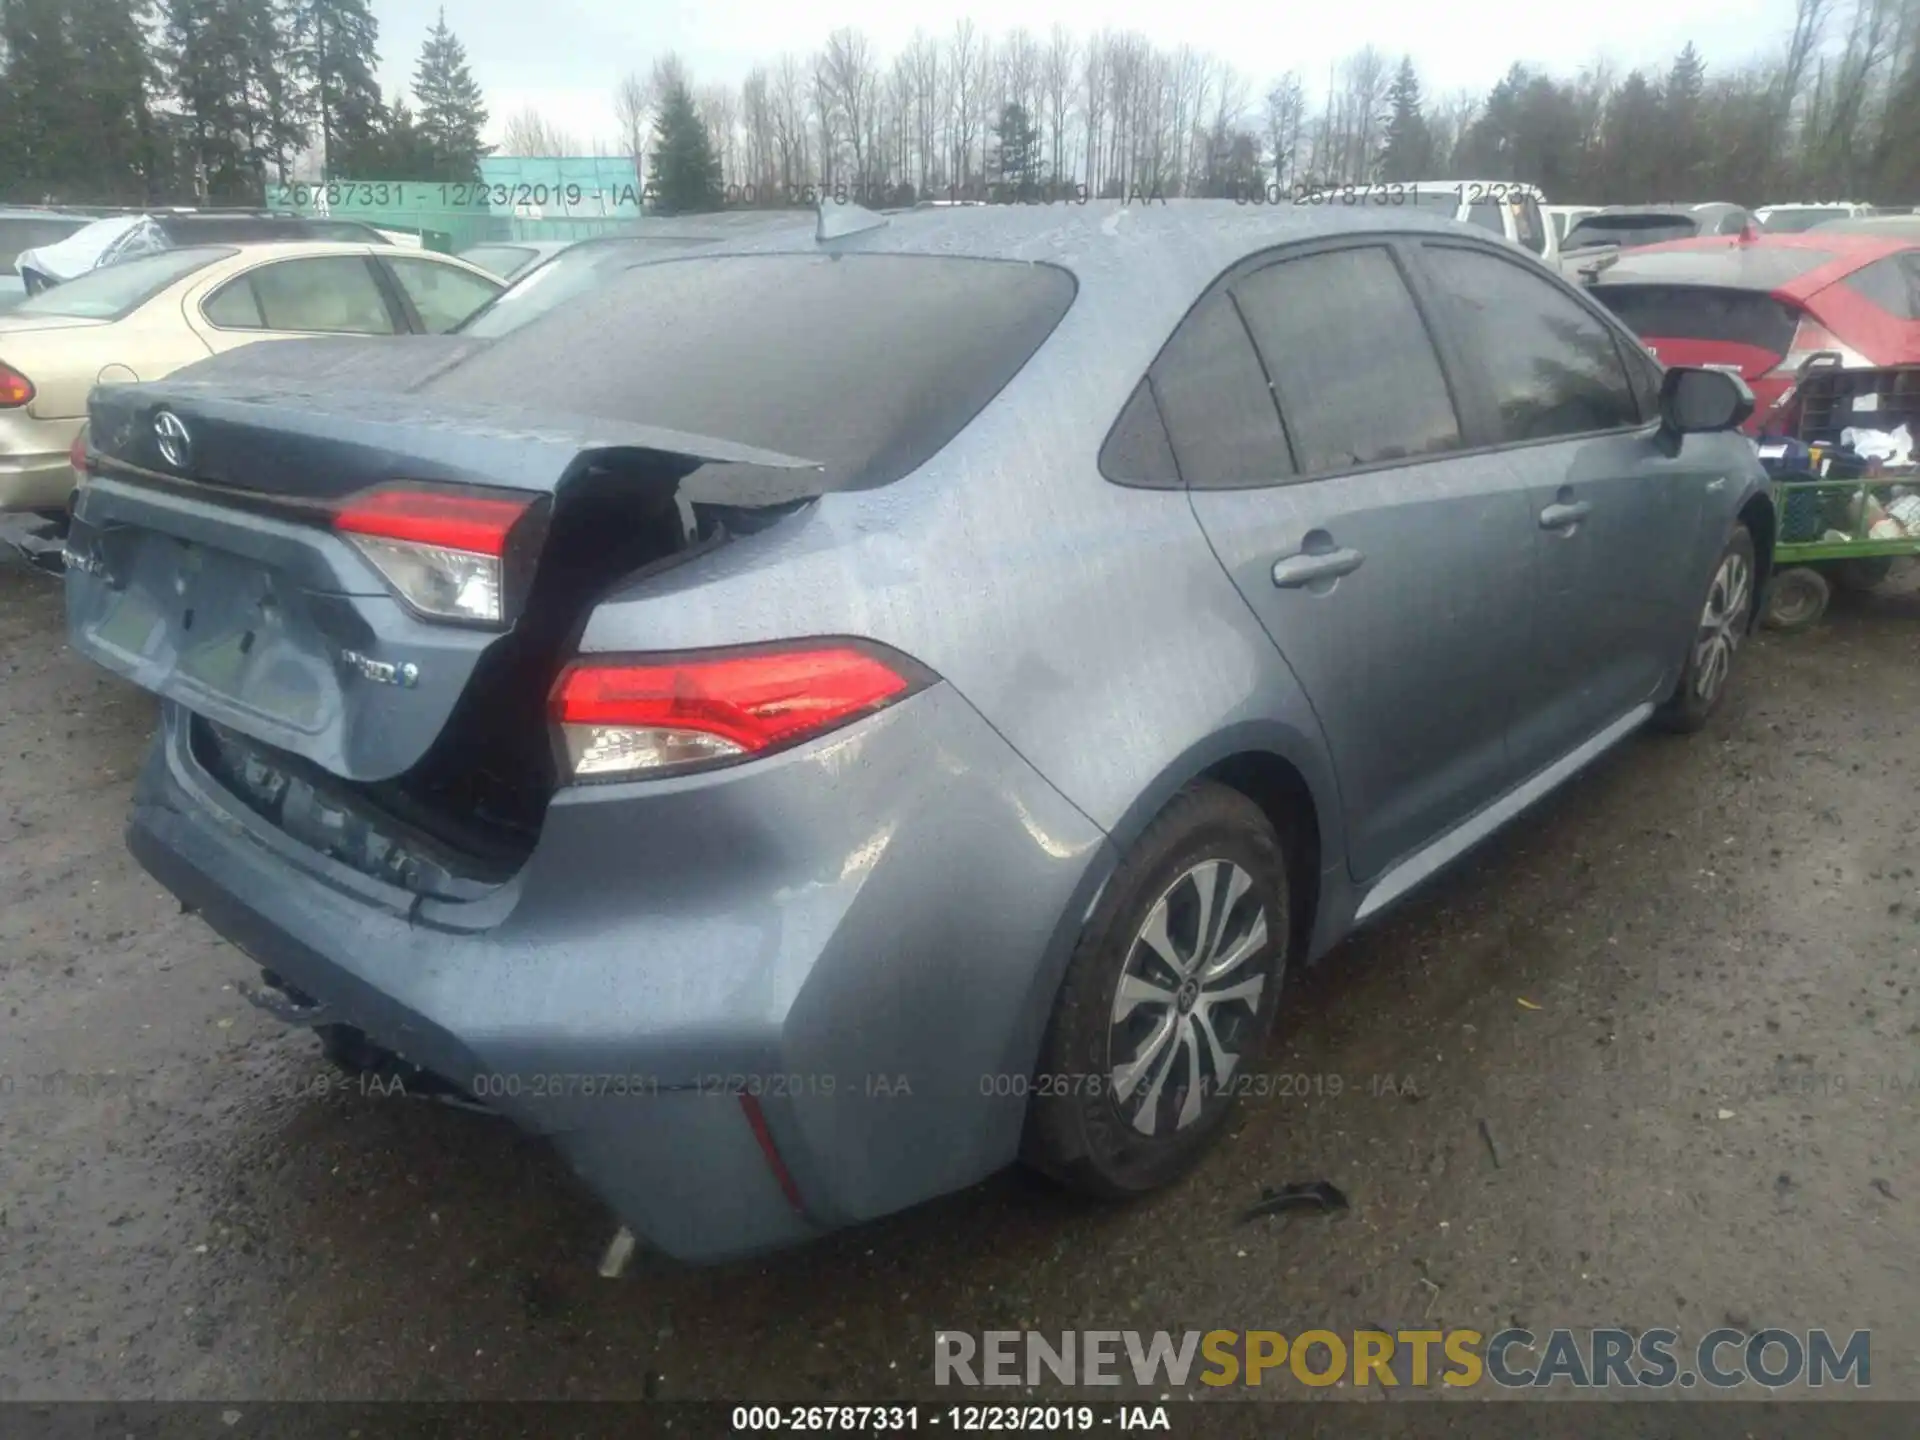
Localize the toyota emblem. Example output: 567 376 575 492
153 410 192 470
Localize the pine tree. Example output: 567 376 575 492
412 7 489 181
292 0 382 177
0 0 86 200
1659 43 1706 199
1377 58 1434 181
69 0 161 202
990 101 1041 190
647 75 722 214
165 0 264 201
242 0 309 186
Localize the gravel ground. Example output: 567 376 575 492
3 555 1918 1404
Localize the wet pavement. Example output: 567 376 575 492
3 556 1919 1402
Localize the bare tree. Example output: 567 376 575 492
697 83 739 186
740 68 778 190
614 71 652 182
950 19 984 189
1265 72 1305 189
821 28 881 190
500 107 579 158
1081 32 1110 192
771 54 812 191
908 31 943 191
1041 25 1077 185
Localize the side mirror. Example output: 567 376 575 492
1660 366 1754 435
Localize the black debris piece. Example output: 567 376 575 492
1240 1181 1350 1223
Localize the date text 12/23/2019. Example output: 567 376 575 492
731 1405 1170 1432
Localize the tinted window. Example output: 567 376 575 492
1148 292 1289 485
12 246 233 320
0 216 88 275
247 256 396 333
202 275 266 328
1843 254 1920 321
1100 378 1180 487
1564 214 1700 250
1233 246 1462 474
1424 245 1639 440
1591 284 1801 357
386 257 501 332
432 253 1076 492
1405 190 1464 217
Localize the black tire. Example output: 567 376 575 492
1656 524 1757 733
1763 564 1830 634
1022 782 1290 1197
1827 556 1894 594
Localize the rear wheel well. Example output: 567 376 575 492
1199 751 1321 963
1738 492 1775 626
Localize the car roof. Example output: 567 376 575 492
1589 231 1916 297
1815 215 1920 237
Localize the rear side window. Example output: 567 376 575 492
1423 245 1640 440
1591 284 1801 356
244 256 397 334
386 257 501 332
1233 246 1463 475
431 253 1076 491
1843 254 1920 321
1147 292 1289 486
1099 379 1180 487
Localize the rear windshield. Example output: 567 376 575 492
0 216 89 275
1402 191 1464 217
458 244 540 279
1564 214 1700 250
1760 207 1847 234
11 245 234 320
456 237 721 337
158 217 383 244
1589 284 1800 355
436 252 1078 489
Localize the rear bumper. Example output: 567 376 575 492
0 412 79 512
126 687 1110 1263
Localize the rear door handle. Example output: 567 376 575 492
1539 501 1592 531
1272 548 1365 588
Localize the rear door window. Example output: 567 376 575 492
384 256 502 332
244 256 398 334
1146 292 1290 486
1232 245 1463 475
1422 244 1641 439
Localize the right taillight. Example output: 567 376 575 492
0 361 32 408
549 642 932 781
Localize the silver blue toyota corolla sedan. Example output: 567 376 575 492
63 200 1772 1262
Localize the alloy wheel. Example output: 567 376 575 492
1106 859 1270 1137
1693 548 1751 704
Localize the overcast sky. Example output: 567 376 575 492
370 0 1806 150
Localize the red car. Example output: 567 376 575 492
1589 231 1920 434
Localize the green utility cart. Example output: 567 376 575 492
1759 363 1920 631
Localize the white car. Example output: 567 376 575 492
1755 202 1879 234
1544 204 1600 245
1395 180 1559 264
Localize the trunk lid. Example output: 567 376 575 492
65 372 821 785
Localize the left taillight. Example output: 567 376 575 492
549 642 932 782
0 361 33 408
332 482 544 626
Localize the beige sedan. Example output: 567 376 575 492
0 241 503 514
